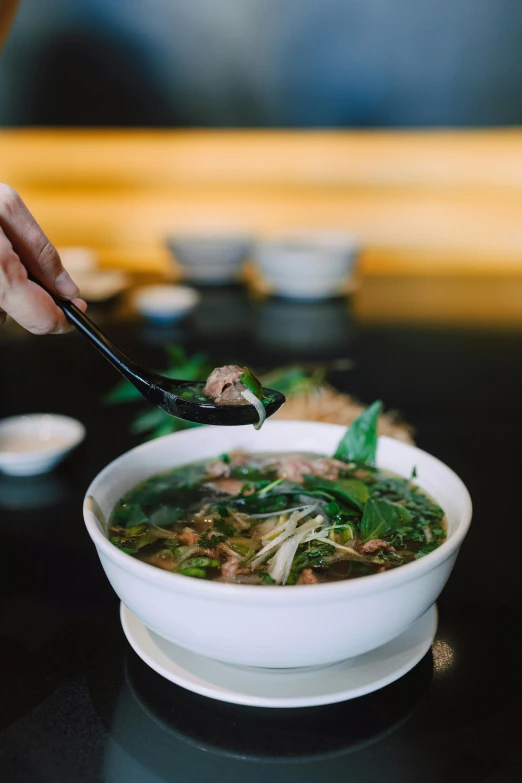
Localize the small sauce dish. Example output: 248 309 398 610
254 230 358 300
133 285 200 324
0 414 86 476
166 234 252 285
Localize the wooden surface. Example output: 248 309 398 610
2 128 522 325
2 129 522 276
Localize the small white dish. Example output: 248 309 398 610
121 603 437 708
133 285 199 324
74 269 130 303
58 246 98 273
166 234 252 285
58 247 129 302
255 230 358 300
0 414 85 476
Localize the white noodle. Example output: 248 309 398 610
267 516 325 584
249 505 312 519
251 506 316 568
241 388 266 430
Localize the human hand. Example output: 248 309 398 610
0 185 87 334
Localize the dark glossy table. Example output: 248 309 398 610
1 284 521 783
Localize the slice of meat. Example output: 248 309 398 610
297 568 320 585
207 478 245 495
178 527 200 546
360 539 395 554
203 365 248 405
205 459 231 479
273 455 347 484
196 547 221 559
229 451 249 467
221 555 252 580
353 468 372 480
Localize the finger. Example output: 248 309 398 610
0 184 79 299
0 230 86 335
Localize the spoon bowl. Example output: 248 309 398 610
150 380 285 425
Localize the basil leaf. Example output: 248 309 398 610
303 475 369 511
360 498 412 542
333 400 382 465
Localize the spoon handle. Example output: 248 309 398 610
34 278 158 396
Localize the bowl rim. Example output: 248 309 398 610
0 413 86 458
83 421 472 604
165 233 253 246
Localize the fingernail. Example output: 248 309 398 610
54 270 79 298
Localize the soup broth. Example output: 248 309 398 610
109 451 446 585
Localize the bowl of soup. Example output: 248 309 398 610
83 421 472 668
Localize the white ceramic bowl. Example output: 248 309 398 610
166 234 252 284
0 414 85 476
83 421 472 668
255 230 358 300
74 270 129 303
133 285 199 324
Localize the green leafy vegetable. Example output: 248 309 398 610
180 567 207 578
214 518 236 537
286 542 335 584
183 557 220 568
117 505 148 529
333 400 382 465
303 475 370 511
148 506 184 528
197 532 226 547
240 367 264 400
414 541 441 560
360 498 413 543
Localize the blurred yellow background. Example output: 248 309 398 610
3 128 522 325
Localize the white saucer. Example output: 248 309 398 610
120 603 437 709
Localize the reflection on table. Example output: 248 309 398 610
103 650 435 783
255 297 354 360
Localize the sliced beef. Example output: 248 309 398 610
178 527 200 546
297 568 320 585
206 478 246 495
273 455 347 484
360 539 395 554
220 555 253 580
206 459 231 479
204 365 248 405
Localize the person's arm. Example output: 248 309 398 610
0 0 19 48
0 186 87 332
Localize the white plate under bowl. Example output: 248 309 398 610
121 603 437 709
0 414 85 476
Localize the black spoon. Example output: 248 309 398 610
38 279 285 426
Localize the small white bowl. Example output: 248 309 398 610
84 421 472 669
255 230 358 300
74 270 130 303
58 246 98 273
166 234 252 285
0 414 85 476
133 285 199 324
